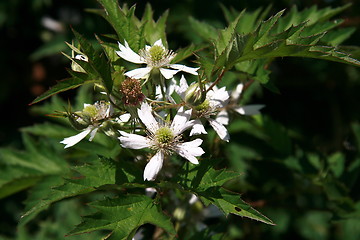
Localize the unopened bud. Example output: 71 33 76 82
184 82 206 106
67 112 90 130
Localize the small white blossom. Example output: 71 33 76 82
116 39 199 79
61 101 116 148
119 102 204 181
175 76 230 142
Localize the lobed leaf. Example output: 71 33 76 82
68 195 176 239
0 134 68 199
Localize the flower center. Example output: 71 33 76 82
83 105 98 118
139 44 176 68
155 127 174 145
195 100 210 114
149 45 166 62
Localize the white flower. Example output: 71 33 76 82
116 39 199 79
175 76 231 142
61 101 118 148
215 83 265 126
118 102 204 181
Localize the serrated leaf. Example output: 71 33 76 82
173 160 273 225
176 160 241 191
68 195 176 239
142 3 169 47
20 157 142 225
20 159 115 224
72 29 113 94
95 0 144 51
0 134 68 199
30 77 89 105
214 6 360 73
171 43 206 64
188 17 218 42
199 188 274 225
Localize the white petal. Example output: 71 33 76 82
169 64 199 75
118 131 151 149
60 127 92 148
174 139 204 164
137 102 159 134
143 151 164 181
75 54 88 61
189 194 198 205
231 83 244 101
208 87 230 109
118 113 131 123
159 68 179 79
125 67 152 79
153 39 164 48
116 41 145 64
171 107 193 135
216 109 229 126
207 118 230 142
167 77 177 96
190 119 207 136
88 127 99 141
175 75 189 100
234 104 265 115
145 187 157 197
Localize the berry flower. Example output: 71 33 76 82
175 76 231 142
116 39 199 79
61 101 119 148
119 102 204 181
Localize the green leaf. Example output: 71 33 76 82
216 7 360 72
176 159 241 191
199 188 275 225
0 134 68 199
30 77 89 105
95 0 144 51
171 43 206 64
20 156 143 225
72 29 113 94
68 195 176 239
142 3 169 46
173 160 273 225
188 17 218 42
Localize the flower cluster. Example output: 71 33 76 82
61 39 264 181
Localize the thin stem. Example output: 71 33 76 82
153 102 186 112
206 68 226 93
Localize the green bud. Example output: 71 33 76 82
67 112 90 130
184 82 206 106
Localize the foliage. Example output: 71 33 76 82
1 1 360 240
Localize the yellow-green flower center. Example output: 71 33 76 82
195 99 210 113
155 127 174 144
149 45 166 62
83 105 98 118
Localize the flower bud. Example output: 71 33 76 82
67 112 90 130
184 82 206 106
